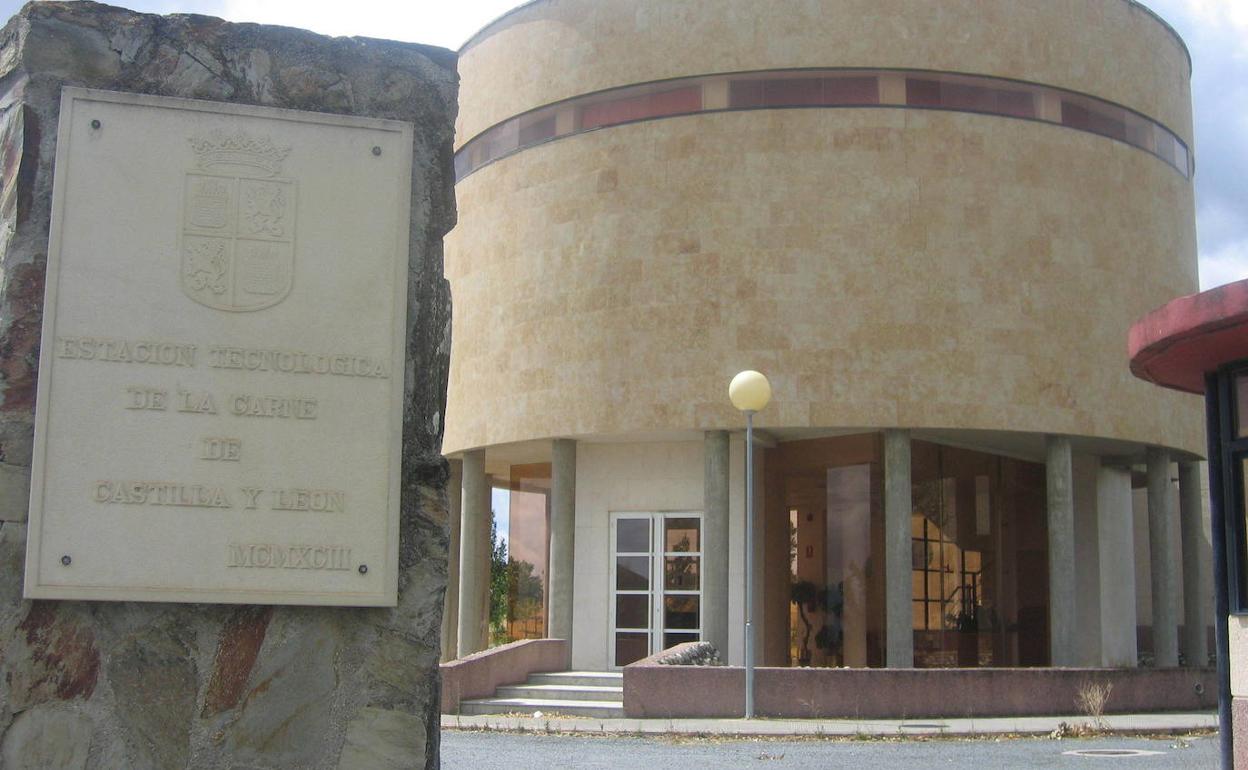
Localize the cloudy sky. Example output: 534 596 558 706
3 0 1247 289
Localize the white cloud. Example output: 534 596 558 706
1200 241 1248 289
215 0 521 49
1175 0 1248 41
1144 0 1248 288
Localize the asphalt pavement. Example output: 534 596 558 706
441 730 1217 769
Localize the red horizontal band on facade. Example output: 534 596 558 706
454 68 1192 181
1128 278 1248 394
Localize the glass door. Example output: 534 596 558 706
609 512 702 668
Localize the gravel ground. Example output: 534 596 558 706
441 730 1217 769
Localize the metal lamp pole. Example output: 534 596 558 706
744 408 755 719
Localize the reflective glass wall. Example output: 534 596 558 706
765 435 1049 668
910 442 1049 668
765 434 886 668
505 463 550 642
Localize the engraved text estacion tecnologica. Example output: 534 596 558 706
208 346 390 379
57 336 197 367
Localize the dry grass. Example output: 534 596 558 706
1075 679 1115 732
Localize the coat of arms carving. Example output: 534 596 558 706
181 131 296 311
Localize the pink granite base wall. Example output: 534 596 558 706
440 639 569 713
1234 697 1248 767
625 658 1216 719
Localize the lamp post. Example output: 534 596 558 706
729 370 771 719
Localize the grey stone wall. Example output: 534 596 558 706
0 3 456 768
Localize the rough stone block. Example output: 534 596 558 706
0 2 455 768
0 461 30 521
0 705 92 770
338 707 429 770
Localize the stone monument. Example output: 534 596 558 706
0 2 456 768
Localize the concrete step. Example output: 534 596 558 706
495 683 623 702
459 697 625 719
527 671 623 688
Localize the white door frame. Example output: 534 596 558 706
607 511 703 669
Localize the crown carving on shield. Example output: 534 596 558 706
188 131 290 176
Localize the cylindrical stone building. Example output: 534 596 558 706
443 0 1210 677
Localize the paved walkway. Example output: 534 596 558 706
442 711 1217 737
442 731 1218 769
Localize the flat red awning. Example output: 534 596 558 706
1128 277 1248 395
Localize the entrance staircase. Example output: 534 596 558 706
457 671 624 718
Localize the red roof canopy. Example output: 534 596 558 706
1129 278 1248 395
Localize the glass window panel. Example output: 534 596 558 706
942 82 997 112
616 594 649 630
996 88 1036 119
942 571 959 600
1124 112 1155 151
822 76 880 105
763 77 822 106
975 476 991 536
913 602 926 629
1173 141 1190 177
507 475 550 643
518 114 557 145
615 632 650 667
1062 98 1127 142
1153 128 1176 167
649 86 702 117
1237 375 1248 438
617 518 649 553
664 633 699 651
665 556 700 591
965 551 982 572
616 555 649 590
664 596 700 630
665 517 700 552
728 79 765 108
912 572 925 595
906 78 942 107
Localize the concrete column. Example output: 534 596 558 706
1072 454 1102 667
441 459 462 661
703 431 731 657
1179 461 1208 667
1046 435 1076 666
1097 465 1138 667
1147 447 1179 667
884 429 913 668
457 449 489 657
548 439 577 642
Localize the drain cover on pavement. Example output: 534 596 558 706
1062 749 1166 758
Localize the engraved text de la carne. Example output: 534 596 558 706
126 386 319 419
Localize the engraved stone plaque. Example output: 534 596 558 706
24 88 413 605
